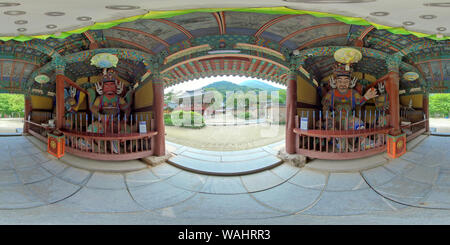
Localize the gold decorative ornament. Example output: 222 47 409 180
334 47 362 70
403 72 419 81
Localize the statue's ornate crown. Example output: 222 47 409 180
102 69 118 82
333 62 352 77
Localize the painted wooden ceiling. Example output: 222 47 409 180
0 10 447 94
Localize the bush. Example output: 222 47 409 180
164 113 174 126
237 111 251 120
167 110 206 129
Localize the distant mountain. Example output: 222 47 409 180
202 81 260 96
239 80 281 91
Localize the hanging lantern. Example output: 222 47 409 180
334 47 362 70
34 74 50 84
403 72 419 81
90 53 119 69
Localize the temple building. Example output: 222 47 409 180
0 3 444 162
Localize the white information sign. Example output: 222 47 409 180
300 117 308 130
139 121 147 134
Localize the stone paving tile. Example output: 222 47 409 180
400 151 426 165
181 151 222 162
360 166 396 187
269 163 301 180
8 149 32 158
403 164 439 185
85 172 126 189
125 169 161 188
151 163 182 179
40 160 68 175
200 175 248 194
240 170 285 193
325 172 369 191
31 152 51 164
435 169 450 187
250 182 323 214
170 192 284 219
0 184 45 209
12 155 40 170
57 167 92 185
0 159 13 171
61 187 144 212
186 147 264 156
0 170 20 185
26 176 81 204
129 181 196 210
261 146 279 155
383 158 416 175
288 169 328 190
165 171 208 192
23 146 43 155
303 188 404 216
221 151 270 162
16 166 52 184
172 146 188 155
420 186 450 208
373 175 432 205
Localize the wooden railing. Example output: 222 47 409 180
61 118 157 161
401 118 428 142
293 111 391 160
24 120 54 142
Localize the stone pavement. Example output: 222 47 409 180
0 135 450 224
167 141 283 175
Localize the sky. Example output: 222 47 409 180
164 75 286 94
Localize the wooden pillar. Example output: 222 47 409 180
385 71 401 135
55 74 65 130
423 93 430 132
285 70 297 154
152 78 166 156
23 95 31 133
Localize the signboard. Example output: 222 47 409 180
300 117 308 130
139 121 147 134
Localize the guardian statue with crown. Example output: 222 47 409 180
321 48 379 130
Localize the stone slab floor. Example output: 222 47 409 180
0 135 450 225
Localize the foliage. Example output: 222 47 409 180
237 111 251 120
0 94 24 117
429 93 450 118
166 110 206 129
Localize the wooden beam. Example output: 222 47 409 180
280 22 347 45
152 19 193 39
296 33 347 50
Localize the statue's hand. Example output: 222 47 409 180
364 88 378 100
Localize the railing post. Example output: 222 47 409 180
23 95 31 134
423 93 430 133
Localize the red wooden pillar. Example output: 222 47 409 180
55 74 65 130
23 96 31 133
423 93 429 132
385 71 401 136
285 70 297 154
152 78 166 156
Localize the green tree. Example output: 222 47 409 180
429 93 450 118
0 94 24 117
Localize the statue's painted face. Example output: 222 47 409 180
103 81 116 96
336 75 350 93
